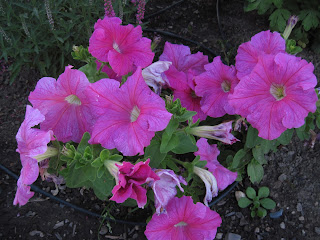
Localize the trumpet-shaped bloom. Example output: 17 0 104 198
145 196 222 240
110 159 160 208
188 121 238 144
236 30 285 79
14 106 54 206
28 66 93 143
89 17 154 76
195 56 239 117
86 67 172 156
195 138 237 191
229 53 318 140
159 42 208 122
150 169 187 214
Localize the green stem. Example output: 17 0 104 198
97 62 106 75
172 158 187 167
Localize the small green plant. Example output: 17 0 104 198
238 186 276 218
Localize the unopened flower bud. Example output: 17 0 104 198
283 15 299 40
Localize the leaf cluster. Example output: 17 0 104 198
0 0 105 84
244 0 320 53
238 186 276 218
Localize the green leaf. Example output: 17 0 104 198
247 159 264 184
246 187 257 199
79 62 109 83
260 198 276 209
145 139 167 168
231 149 247 169
246 126 261 148
77 132 91 154
258 186 270 198
252 145 266 164
277 128 294 145
176 111 197 122
269 8 291 31
238 197 252 208
257 0 273 15
91 157 103 168
272 0 283 8
251 211 256 218
171 132 197 154
300 10 320 31
257 207 267 218
91 173 114 200
160 133 179 153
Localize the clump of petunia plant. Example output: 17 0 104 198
12 12 319 240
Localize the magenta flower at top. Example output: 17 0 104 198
195 138 237 191
29 66 93 143
236 30 285 79
150 169 187 214
195 56 239 118
145 196 222 240
88 17 154 76
110 159 160 208
14 105 54 206
86 67 172 156
229 53 318 140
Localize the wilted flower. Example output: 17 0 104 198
188 121 238 144
150 169 187 214
14 106 55 206
145 196 222 240
142 61 172 94
193 166 218 207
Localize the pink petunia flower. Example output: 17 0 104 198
194 138 237 191
28 66 94 143
109 159 160 208
88 17 154 76
14 105 54 206
145 196 222 240
195 56 239 117
150 169 187 214
86 67 172 156
229 53 318 140
235 30 286 79
159 42 209 122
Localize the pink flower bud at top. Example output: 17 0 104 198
193 166 218 207
188 121 239 144
283 15 299 40
151 35 162 51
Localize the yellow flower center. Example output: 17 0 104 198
130 105 140 122
174 221 188 227
221 80 231 93
113 42 121 53
270 83 286 101
65 94 81 105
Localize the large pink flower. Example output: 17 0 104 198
150 169 187 214
28 66 93 143
88 17 154 76
145 196 222 240
195 138 237 191
236 30 286 79
14 106 53 206
86 67 172 156
195 56 239 117
110 159 160 208
229 53 318 140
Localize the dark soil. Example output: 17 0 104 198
1 0 320 239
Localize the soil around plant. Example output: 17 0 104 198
1 0 320 239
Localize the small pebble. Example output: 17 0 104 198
270 209 283 219
29 230 44 237
302 229 306 236
132 233 139 239
299 216 305 221
99 226 108 235
225 212 235 217
280 222 286 229
25 211 36 217
254 227 260 233
53 221 64 229
216 233 223 239
55 232 62 240
278 173 287 182
297 203 303 212
315 227 320 235
225 233 241 240
90 230 93 234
